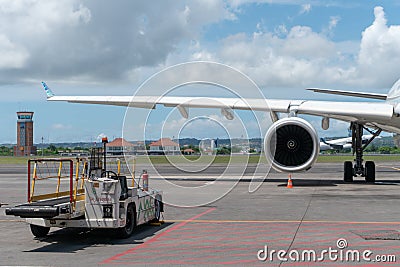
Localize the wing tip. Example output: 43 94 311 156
41 81 55 98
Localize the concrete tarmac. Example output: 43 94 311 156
1 162 400 266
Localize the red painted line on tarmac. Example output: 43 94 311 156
119 248 246 261
115 253 259 266
100 207 216 264
126 242 264 255
211 259 258 265
107 259 259 266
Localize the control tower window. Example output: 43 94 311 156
18 115 32 119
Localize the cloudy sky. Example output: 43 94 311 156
1 0 400 143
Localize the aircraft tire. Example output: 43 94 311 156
365 161 375 183
344 161 353 182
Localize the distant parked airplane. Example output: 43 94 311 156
319 135 381 151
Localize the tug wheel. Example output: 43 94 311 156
116 204 136 238
30 224 50 238
154 199 161 222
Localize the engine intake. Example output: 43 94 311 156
265 117 319 172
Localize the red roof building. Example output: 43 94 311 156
149 138 180 155
183 148 195 155
106 138 136 155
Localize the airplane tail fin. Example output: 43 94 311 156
320 138 329 145
41 82 55 98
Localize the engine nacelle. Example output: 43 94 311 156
264 117 319 172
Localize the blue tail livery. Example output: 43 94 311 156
41 82 55 98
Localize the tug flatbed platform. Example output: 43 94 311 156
6 195 80 218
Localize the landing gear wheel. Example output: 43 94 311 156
365 161 375 183
344 161 353 182
30 224 50 238
116 204 136 238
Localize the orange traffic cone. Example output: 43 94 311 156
287 174 293 189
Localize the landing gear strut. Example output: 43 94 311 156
343 123 381 183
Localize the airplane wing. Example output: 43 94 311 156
42 81 399 175
42 82 396 128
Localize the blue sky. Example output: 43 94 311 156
1 0 400 143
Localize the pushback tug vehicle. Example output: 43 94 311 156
6 138 163 238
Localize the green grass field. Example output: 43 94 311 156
0 156 30 165
145 155 264 164
316 154 400 163
2 154 400 166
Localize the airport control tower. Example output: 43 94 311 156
14 111 37 156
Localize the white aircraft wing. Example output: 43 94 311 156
42 82 395 128
47 94 393 120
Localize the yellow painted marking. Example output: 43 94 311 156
73 160 80 211
132 157 136 188
0 219 25 223
117 159 121 176
75 194 85 202
164 219 400 224
31 190 70 201
56 161 62 194
80 161 88 190
30 162 37 201
31 189 85 202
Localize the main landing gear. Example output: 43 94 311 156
343 123 381 183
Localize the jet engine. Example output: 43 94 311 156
264 117 319 172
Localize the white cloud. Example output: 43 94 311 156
51 123 72 130
274 24 288 36
0 34 28 68
1 2 399 94
228 0 318 9
216 26 340 88
183 5 400 90
321 15 341 38
96 133 107 141
0 0 234 85
356 6 400 85
299 3 311 14
329 16 340 30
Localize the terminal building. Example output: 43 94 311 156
14 111 37 156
